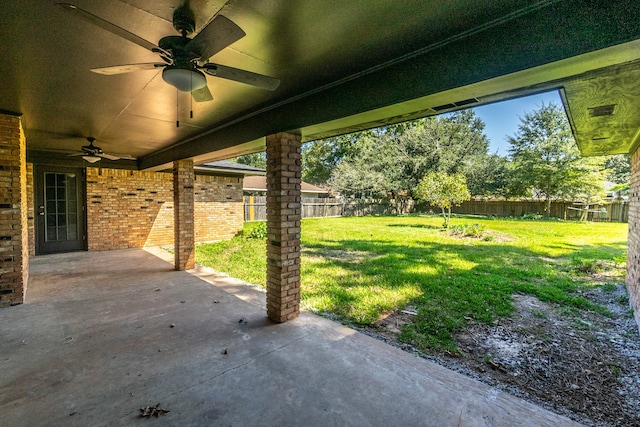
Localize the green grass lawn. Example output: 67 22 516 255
196 215 627 351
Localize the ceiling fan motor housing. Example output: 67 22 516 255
173 4 196 35
159 34 207 92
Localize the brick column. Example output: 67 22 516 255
266 132 302 322
0 113 28 307
627 148 640 332
173 159 195 270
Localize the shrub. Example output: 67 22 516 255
570 257 605 274
246 222 267 239
521 213 544 220
449 223 487 238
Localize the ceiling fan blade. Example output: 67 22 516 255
91 63 166 75
110 153 136 160
185 15 245 62
98 153 121 161
191 86 214 102
55 3 160 53
201 63 280 91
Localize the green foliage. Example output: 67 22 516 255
507 103 606 215
302 133 363 186
246 221 267 239
415 172 470 228
464 153 510 197
570 257 605 275
521 213 544 220
449 223 486 238
329 111 489 198
229 152 266 169
604 154 630 184
195 216 626 352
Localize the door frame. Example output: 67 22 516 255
34 165 87 255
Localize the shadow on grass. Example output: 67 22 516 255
301 237 623 351
386 223 441 230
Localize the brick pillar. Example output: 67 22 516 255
0 113 28 307
627 148 640 332
265 132 302 322
173 159 195 270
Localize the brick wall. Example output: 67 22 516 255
26 163 34 257
0 114 28 306
627 148 640 330
265 132 302 323
86 167 243 251
194 174 244 242
174 160 195 270
86 168 173 250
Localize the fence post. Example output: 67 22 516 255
249 195 255 221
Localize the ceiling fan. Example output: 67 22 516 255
69 137 136 163
56 3 280 102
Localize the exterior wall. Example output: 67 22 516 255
86 168 174 251
195 174 243 242
627 148 640 330
0 113 28 306
85 167 243 251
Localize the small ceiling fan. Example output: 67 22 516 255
56 2 280 102
69 137 136 163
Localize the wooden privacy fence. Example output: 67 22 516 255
244 196 414 221
244 196 628 222
449 199 628 222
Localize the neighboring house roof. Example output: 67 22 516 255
196 160 266 176
243 176 329 195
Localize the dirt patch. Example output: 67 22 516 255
362 283 640 426
302 248 381 264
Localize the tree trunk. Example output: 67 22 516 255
441 207 449 228
442 206 452 228
545 197 551 218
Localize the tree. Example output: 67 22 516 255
507 103 605 216
329 132 392 198
463 153 510 197
329 110 489 198
302 132 366 186
415 172 470 228
604 154 630 184
229 152 266 169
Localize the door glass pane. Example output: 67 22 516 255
46 187 56 200
44 172 79 242
68 224 77 239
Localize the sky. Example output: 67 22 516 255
473 90 562 156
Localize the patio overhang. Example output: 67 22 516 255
1 1 639 165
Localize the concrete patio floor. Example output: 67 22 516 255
0 248 582 426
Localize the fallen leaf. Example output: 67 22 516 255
139 403 170 418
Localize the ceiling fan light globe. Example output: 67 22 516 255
82 155 102 164
162 68 207 92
